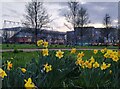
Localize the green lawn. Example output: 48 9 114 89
2 50 103 68
1 43 118 49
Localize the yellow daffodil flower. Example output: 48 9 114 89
93 49 98 54
43 63 52 73
93 62 99 68
84 60 89 68
101 49 105 53
112 56 119 62
101 62 110 70
109 70 112 74
89 56 95 64
104 53 109 58
37 40 43 46
77 52 84 58
118 51 120 57
0 68 7 78
87 63 92 69
43 41 48 48
42 49 49 56
75 58 84 66
56 50 64 59
101 62 107 70
21 68 27 73
7 61 12 70
24 78 36 89
71 48 76 54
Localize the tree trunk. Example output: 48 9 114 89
81 27 83 46
35 2 38 46
74 27 77 46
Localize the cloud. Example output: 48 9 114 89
1 1 118 31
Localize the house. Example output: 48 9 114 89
8 27 66 44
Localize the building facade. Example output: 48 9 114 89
7 27 66 44
66 27 118 46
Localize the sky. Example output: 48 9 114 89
0 1 118 32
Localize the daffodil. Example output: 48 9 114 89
104 53 109 58
87 63 92 69
75 58 84 66
107 64 111 68
118 51 120 57
21 68 27 73
112 56 119 62
24 78 36 89
56 50 64 59
89 56 95 63
43 63 52 73
93 49 98 54
93 62 99 68
37 40 43 46
113 51 118 56
101 62 107 70
43 41 48 48
104 48 107 51
101 49 105 53
71 48 76 54
77 52 84 58
109 70 112 74
101 62 110 70
42 49 49 56
84 60 89 68
0 68 7 78
7 61 12 70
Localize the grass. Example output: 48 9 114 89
2 49 120 88
1 43 118 49
2 50 104 68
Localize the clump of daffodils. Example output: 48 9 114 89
104 49 119 62
75 55 112 70
37 40 48 48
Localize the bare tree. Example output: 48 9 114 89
65 2 89 45
76 7 89 27
23 0 50 45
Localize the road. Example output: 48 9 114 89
0 48 118 52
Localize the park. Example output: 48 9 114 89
0 0 120 89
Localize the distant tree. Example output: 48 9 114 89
102 14 112 44
76 7 89 27
23 0 50 45
65 2 89 45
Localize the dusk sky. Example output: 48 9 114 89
0 0 118 32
